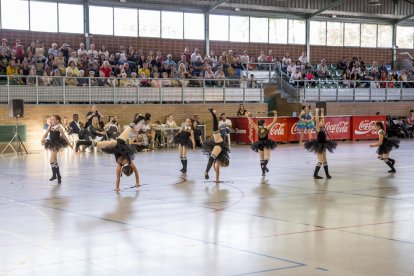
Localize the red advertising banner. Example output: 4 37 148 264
230 115 383 143
351 116 386 140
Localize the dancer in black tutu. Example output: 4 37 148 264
76 121 140 192
41 115 72 184
246 110 278 176
370 121 399 173
304 108 337 179
171 118 196 173
203 108 230 183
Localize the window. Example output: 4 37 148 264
310 21 326 45
229 16 249 42
139 10 160 37
162 11 183 39
377 25 392 48
344 23 360 47
184 13 204 40
89 6 113 35
30 1 57 32
250 17 268 43
269 18 287 44
288 20 305 44
209 15 229 41
1 0 29 30
327 22 343 46
114 8 138 37
396 26 414 49
361 24 377 47
59 4 84 34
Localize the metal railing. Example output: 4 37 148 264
292 79 414 102
0 75 264 104
241 62 280 84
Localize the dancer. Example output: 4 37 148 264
171 118 196 173
203 108 230 183
246 110 278 176
41 115 71 184
370 121 400 173
76 122 140 192
298 105 314 144
304 108 337 179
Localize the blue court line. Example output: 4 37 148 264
316 267 329 271
233 264 305 276
340 229 414 245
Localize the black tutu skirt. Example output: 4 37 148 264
101 139 137 161
202 140 230 166
304 140 337 154
251 139 277 152
173 132 193 149
44 138 69 151
377 137 400 155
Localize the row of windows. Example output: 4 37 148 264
1 0 414 49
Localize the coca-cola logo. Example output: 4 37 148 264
269 123 285 136
291 123 317 135
355 120 380 135
248 123 254 142
325 121 349 133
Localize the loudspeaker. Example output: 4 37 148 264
316 101 327 115
8 99 24 118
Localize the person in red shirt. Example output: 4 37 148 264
99 60 112 78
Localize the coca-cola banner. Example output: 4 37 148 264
229 115 384 143
351 116 386 140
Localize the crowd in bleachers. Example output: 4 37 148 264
0 38 281 88
282 51 414 89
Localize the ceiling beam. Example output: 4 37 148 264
393 12 414 24
208 0 228 12
306 0 347 19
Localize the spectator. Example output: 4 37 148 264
240 50 250 64
123 62 132 77
218 113 232 141
99 60 112 78
119 72 130 87
99 45 110 60
89 70 98 86
88 116 106 141
87 44 99 60
51 69 63 86
161 72 171 87
6 60 17 75
34 40 46 62
317 59 329 78
406 110 414 129
68 51 79 67
65 71 78 86
48 43 59 57
247 74 257 88
14 41 25 63
209 50 218 64
287 61 296 76
237 104 247 117
282 52 291 69
164 54 176 67
86 105 103 128
59 43 70 62
257 51 266 64
104 116 121 139
130 72 139 87
97 70 110 87
248 57 257 70
266 50 274 63
299 52 308 65
0 38 10 55
69 114 83 134
108 72 119 87
27 68 37 86
290 67 303 87
41 70 52 86
27 41 36 57
66 60 79 76
192 56 204 76
215 66 225 86
204 66 215 86
138 62 150 77
77 70 88 86
191 48 201 63
151 72 161 88
337 57 347 70
183 47 191 63
77 43 87 57
178 54 189 71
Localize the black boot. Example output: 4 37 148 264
264 160 269 173
205 156 215 179
385 159 396 173
314 164 323 179
49 164 57 181
323 164 332 179
180 158 184 172
56 165 62 184
182 159 187 173
260 161 265 176
75 140 92 152
389 158 396 166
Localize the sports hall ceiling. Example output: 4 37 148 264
87 0 414 24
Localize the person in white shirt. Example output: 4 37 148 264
240 50 250 64
257 51 266 63
317 59 329 78
218 113 232 140
286 61 296 76
290 67 303 87
87 44 99 60
282 52 291 71
77 43 87 57
299 52 308 65
191 48 202 63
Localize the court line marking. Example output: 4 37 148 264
339 229 414 245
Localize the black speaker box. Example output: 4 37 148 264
9 99 24 118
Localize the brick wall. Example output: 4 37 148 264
320 102 413 117
0 30 398 66
0 103 267 151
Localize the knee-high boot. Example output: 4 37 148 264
384 159 396 173
75 140 93 152
205 156 215 180
49 163 57 181
55 163 62 184
314 163 323 179
323 162 332 179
